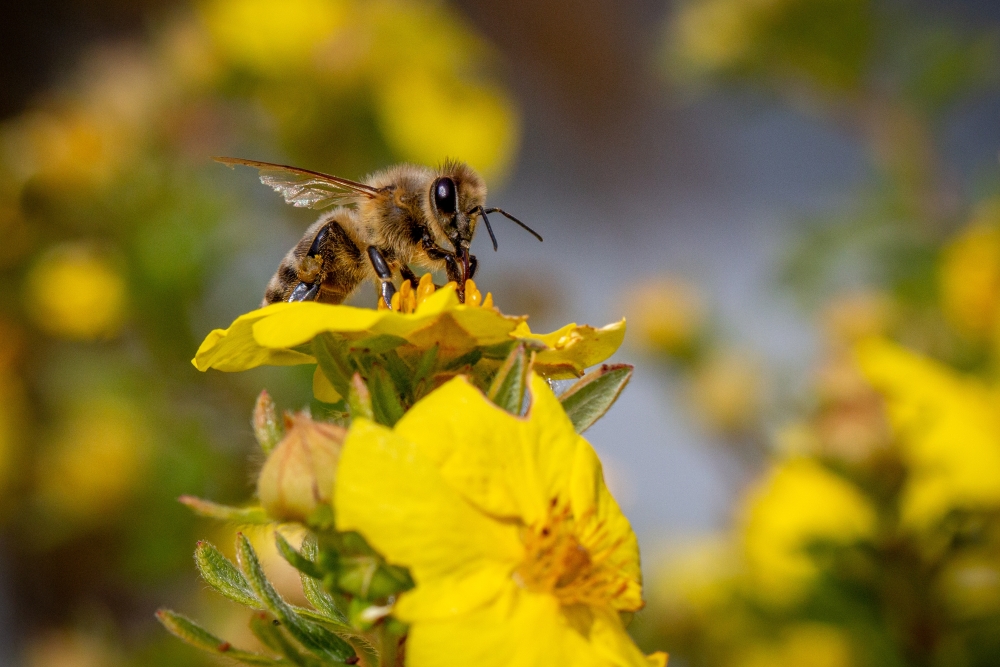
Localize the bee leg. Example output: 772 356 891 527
288 281 320 302
468 254 479 280
399 264 420 288
367 246 396 308
420 235 465 300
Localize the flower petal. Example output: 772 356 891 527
394 374 585 525
587 606 667 667
334 419 522 585
192 303 314 371
514 319 626 379
404 584 607 667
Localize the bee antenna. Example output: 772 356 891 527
471 206 499 252
484 207 543 243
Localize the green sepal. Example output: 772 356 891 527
253 390 283 455
380 349 414 401
194 541 262 608
487 343 528 414
156 609 281 665
411 344 439 387
312 334 354 398
348 333 407 355
179 496 270 524
299 536 349 624
276 532 324 580
444 348 482 371
347 373 374 422
558 364 634 433
236 533 356 663
367 364 405 427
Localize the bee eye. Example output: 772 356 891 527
433 177 457 215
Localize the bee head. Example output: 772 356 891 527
428 161 486 253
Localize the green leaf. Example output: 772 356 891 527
348 333 407 355
444 348 482 371
179 496 270 524
195 541 262 608
299 537 348 624
367 364 405 427
487 343 528 414
347 373 374 421
558 364 634 433
412 344 439 385
156 609 281 665
248 612 317 667
236 533 356 663
312 334 354 398
275 532 323 580
379 349 413 401
252 390 282 454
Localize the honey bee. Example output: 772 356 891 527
215 157 542 308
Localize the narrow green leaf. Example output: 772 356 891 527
299 536 348 624
487 343 528 414
558 364 634 433
179 496 270 524
194 541 261 608
237 534 356 663
252 390 283 454
347 373 374 421
156 609 281 665
367 364 405 427
275 532 323 580
444 348 482 371
412 344 439 385
312 334 353 398
248 612 315 667
348 333 407 355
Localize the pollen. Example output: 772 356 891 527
513 501 630 608
377 273 494 312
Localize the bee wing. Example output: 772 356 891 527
214 157 380 209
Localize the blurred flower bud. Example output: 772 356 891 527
252 390 282 454
627 276 706 359
939 201 1000 341
257 412 345 523
25 244 126 340
818 290 895 346
689 349 763 434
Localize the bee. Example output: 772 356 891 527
215 157 542 308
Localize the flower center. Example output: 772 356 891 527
513 501 628 608
376 274 494 313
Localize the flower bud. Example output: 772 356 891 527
257 412 345 523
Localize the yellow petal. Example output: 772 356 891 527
514 319 626 379
404 585 607 667
192 303 314 371
312 366 341 403
335 419 522 584
250 302 387 349
394 374 584 526
588 606 666 667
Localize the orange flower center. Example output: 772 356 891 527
377 274 494 313
513 501 629 608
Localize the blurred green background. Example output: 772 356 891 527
3 1 1000 666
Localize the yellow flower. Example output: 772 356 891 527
201 0 348 74
743 458 876 604
731 623 854 667
335 374 665 667
625 276 705 356
939 204 1000 341
689 349 764 434
856 338 1000 529
193 281 625 390
25 244 127 340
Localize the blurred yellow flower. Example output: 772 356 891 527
193 282 625 384
743 457 876 603
857 338 1000 530
689 349 763 434
627 276 705 356
335 374 664 667
939 203 1000 341
647 535 737 621
25 245 127 340
672 0 762 73
201 0 348 73
24 629 123 667
731 623 854 667
35 400 150 525
936 552 1000 619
